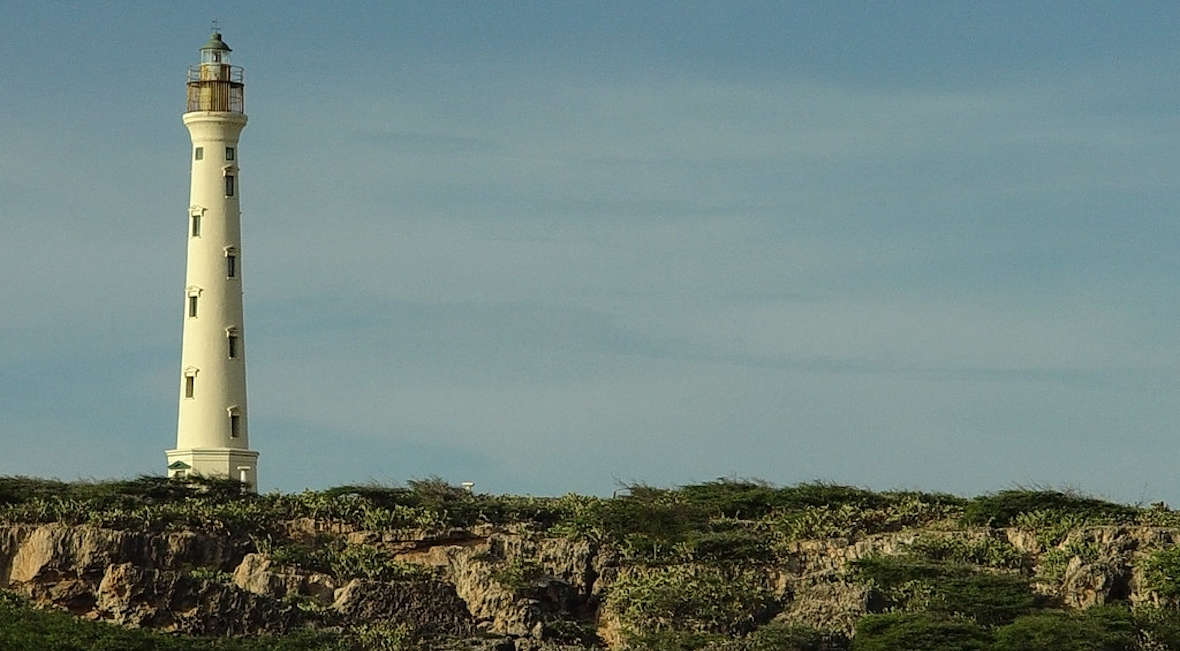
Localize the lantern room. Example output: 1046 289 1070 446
200 31 232 65
186 31 245 113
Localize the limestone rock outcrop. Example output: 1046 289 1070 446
331 578 475 637
6 520 1180 648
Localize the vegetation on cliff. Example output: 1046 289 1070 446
4 476 1180 649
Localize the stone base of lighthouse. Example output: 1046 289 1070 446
165 448 258 490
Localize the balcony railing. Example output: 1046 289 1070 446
185 65 245 113
187 64 244 84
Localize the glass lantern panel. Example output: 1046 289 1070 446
201 50 229 65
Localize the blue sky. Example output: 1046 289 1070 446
2 1 1179 500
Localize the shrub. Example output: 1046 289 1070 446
708 622 849 650
1140 545 1180 599
1034 548 1072 584
330 544 429 582
763 504 866 543
186 567 231 584
774 483 894 510
624 629 729 650
607 565 776 637
0 590 347 650
678 528 772 564
677 479 784 519
547 481 961 554
852 557 1043 626
269 539 428 582
491 558 547 593
991 608 1136 651
544 493 611 541
908 535 1027 569
1134 605 1180 649
762 498 959 548
350 623 420 651
962 489 1134 527
538 618 601 646
1034 539 1099 584
1011 509 1095 548
0 476 78 505
851 612 991 651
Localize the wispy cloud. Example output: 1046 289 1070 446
3 4 1180 502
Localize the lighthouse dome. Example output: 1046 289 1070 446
201 32 232 52
200 32 232 65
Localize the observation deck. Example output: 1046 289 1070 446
186 64 244 113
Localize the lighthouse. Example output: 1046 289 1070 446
166 31 259 490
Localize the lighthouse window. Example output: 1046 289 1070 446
227 334 238 359
225 147 235 161
191 215 201 237
225 175 235 197
184 376 195 398
230 414 241 439
188 295 198 317
194 147 204 160
226 253 237 278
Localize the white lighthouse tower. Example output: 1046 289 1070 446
166 31 259 490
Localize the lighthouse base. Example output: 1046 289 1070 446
165 448 259 492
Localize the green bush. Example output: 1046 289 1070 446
350 623 419 651
852 557 1043 626
677 479 785 519
1011 509 1094 548
679 528 772 564
1134 605 1180 649
761 498 959 548
624 629 729 650
962 489 1134 528
547 481 961 556
708 622 849 650
1033 548 1072 584
773 483 894 510
0 590 347 650
908 535 1027 569
491 558 547 593
0 476 76 505
607 565 776 637
186 567 232 584
1140 544 1180 599
269 539 428 582
538 618 601 646
543 493 611 541
991 608 1136 651
1033 539 1099 584
851 612 991 651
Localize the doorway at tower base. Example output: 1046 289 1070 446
164 447 259 492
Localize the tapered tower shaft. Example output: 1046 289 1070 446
166 31 258 490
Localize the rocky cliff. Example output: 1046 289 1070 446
3 478 1180 649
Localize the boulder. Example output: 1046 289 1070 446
332 578 475 637
97 562 298 635
232 553 337 604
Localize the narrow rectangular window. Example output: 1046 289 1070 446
228 334 238 359
225 175 235 197
184 376 194 398
230 414 241 439
191 215 201 237
225 146 235 161
226 254 237 278
194 147 203 160
188 295 198 317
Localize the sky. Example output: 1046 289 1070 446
2 1 1179 501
